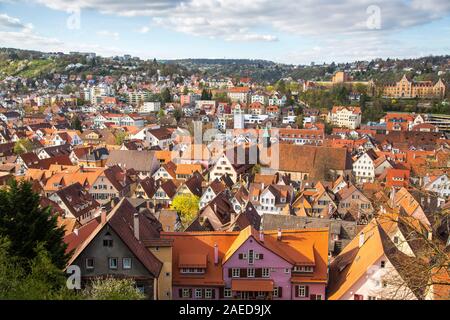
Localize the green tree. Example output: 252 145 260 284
14 138 33 154
0 180 70 269
171 194 199 229
161 88 172 104
157 108 165 119
173 108 183 123
183 86 189 95
63 84 75 95
83 277 145 300
295 114 304 128
0 239 77 300
114 131 127 145
201 89 212 100
251 164 261 176
71 116 82 132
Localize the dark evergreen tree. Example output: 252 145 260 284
0 180 70 269
71 116 82 132
161 88 172 104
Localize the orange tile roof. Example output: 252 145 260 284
175 164 202 176
328 220 385 300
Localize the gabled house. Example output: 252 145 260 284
153 162 177 180
64 198 163 299
163 226 329 300
48 182 101 225
423 174 450 198
336 184 373 224
352 149 378 183
133 177 157 199
89 166 134 204
292 182 337 218
328 218 424 300
249 183 294 216
146 128 173 149
199 179 227 209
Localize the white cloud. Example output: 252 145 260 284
224 34 278 42
27 0 450 37
137 26 150 34
96 30 120 40
0 13 33 30
3 0 450 62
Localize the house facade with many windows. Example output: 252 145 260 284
163 226 328 300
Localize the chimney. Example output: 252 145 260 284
74 228 79 236
277 227 282 241
359 232 365 248
213 243 219 265
101 206 107 224
259 227 264 242
133 212 140 240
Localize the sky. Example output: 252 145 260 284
0 0 449 65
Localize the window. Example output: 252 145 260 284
205 289 212 299
123 258 132 269
284 268 290 274
181 268 205 274
380 260 386 268
298 285 306 297
368 296 377 300
262 268 270 278
232 268 240 278
182 288 190 298
224 288 232 298
293 266 314 273
248 250 254 265
247 268 255 278
393 236 399 244
108 257 118 269
136 285 145 293
354 294 364 300
195 289 202 298
85 258 94 270
103 239 113 247
273 287 279 298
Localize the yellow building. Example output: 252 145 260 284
332 71 351 83
147 240 173 300
382 74 446 99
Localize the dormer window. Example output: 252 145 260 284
293 266 314 273
180 268 205 274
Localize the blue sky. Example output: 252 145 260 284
0 0 449 64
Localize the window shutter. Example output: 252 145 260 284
241 268 247 278
259 254 264 259
278 286 282 298
238 253 243 259
179 288 182 298
202 289 205 298
228 268 232 277
189 289 192 298
294 285 299 297
305 286 309 297
212 289 216 299
219 288 224 299
255 268 262 278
